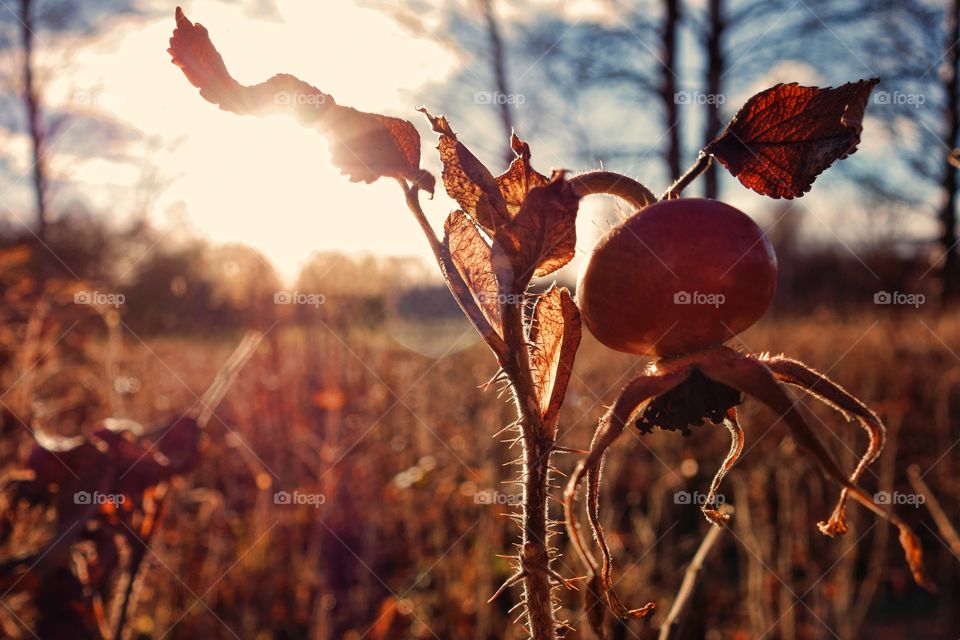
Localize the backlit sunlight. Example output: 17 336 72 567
46 1 459 279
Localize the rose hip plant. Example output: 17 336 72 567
169 9 933 638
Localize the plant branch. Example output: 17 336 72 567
400 182 510 362
402 179 559 638
908 464 960 557
657 506 731 640
500 287 558 639
660 152 712 199
568 171 657 210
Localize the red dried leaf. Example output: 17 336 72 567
493 172 581 291
706 78 879 198
496 134 549 216
419 108 510 232
528 287 581 430
168 7 434 193
444 210 502 336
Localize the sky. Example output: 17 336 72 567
6 0 465 280
0 0 944 282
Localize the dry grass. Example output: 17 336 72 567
1 306 958 639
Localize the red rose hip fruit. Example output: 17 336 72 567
577 198 777 357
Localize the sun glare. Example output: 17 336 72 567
45 1 458 281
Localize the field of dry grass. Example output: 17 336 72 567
1 296 959 638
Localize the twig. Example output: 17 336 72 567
195 330 264 428
116 333 264 638
908 464 960 557
657 504 732 640
659 152 712 200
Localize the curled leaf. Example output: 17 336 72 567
493 172 581 292
168 7 434 193
443 210 502 336
420 108 510 231
496 133 549 216
706 78 879 198
528 287 581 431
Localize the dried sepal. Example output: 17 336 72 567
564 361 693 634
701 408 744 526
527 287 581 434
760 354 886 536
419 108 510 231
169 8 434 192
496 133 549 216
698 348 934 591
492 172 581 292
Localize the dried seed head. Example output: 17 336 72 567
636 368 741 435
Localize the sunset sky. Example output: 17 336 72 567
0 0 941 281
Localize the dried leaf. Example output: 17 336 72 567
168 7 434 193
706 78 879 198
493 172 581 291
528 287 581 430
444 210 502 336
420 108 510 231
496 134 549 216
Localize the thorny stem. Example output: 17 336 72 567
568 171 657 211
401 180 558 638
659 152 713 200
501 277 558 639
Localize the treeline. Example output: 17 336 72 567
0 213 939 341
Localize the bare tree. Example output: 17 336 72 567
518 1 685 183
479 0 516 163
18 0 48 241
702 0 724 198
939 0 960 302
662 0 683 181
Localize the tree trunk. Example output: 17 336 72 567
661 0 682 181
941 0 960 304
703 0 725 199
20 0 49 242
